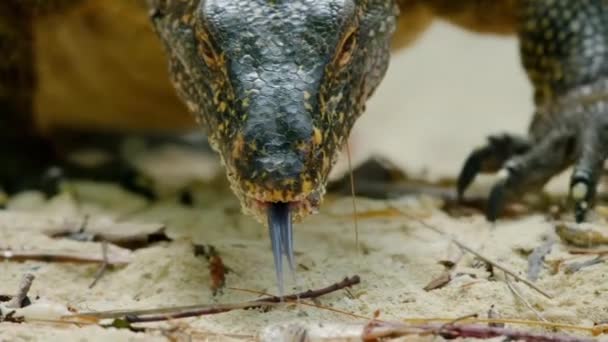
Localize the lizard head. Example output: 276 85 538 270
150 0 397 292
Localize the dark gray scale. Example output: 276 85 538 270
458 0 608 223
201 0 348 191
519 0 608 103
150 0 397 294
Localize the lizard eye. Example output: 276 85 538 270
335 28 357 68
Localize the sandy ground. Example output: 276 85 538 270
2 22 608 341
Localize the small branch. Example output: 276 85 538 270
567 247 608 255
423 271 451 291
528 240 554 281
6 273 35 309
363 320 593 342
555 222 608 247
504 272 547 322
564 256 606 274
1 248 131 265
89 241 109 289
390 205 553 299
74 275 361 323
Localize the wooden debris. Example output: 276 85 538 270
504 273 547 322
362 320 594 342
89 241 110 289
564 256 606 274
568 247 608 255
0 273 35 324
527 240 554 281
424 242 465 291
72 275 361 323
1 246 132 265
5 273 35 309
555 222 608 247
423 271 452 291
391 205 554 299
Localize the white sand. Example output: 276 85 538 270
1 22 607 341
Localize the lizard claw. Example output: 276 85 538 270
568 110 608 223
570 179 591 223
486 170 510 222
457 134 530 202
461 131 573 221
457 146 491 201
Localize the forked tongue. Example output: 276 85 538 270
267 202 296 297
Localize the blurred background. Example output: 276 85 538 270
333 20 534 182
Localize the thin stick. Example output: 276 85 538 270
564 255 606 274
528 240 553 281
567 247 608 255
226 286 372 320
73 275 361 323
0 248 130 265
346 141 360 257
391 205 553 299
399 317 596 333
504 272 547 322
443 313 479 327
43 316 599 335
89 241 109 289
363 320 593 342
6 273 35 308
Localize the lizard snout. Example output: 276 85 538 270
236 132 315 203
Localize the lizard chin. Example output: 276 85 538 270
238 187 325 224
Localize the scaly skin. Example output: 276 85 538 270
2 0 608 291
148 0 398 224
148 0 397 293
457 0 608 223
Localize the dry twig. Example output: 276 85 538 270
555 222 608 247
504 273 547 322
390 205 553 299
528 240 554 281
89 241 109 289
6 273 35 309
423 271 452 291
362 320 593 342
564 256 606 274
1 248 131 265
73 275 361 323
567 247 608 255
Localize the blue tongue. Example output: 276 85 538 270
267 202 295 297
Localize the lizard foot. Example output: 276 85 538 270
457 133 531 202
458 83 608 222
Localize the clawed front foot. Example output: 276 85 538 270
458 92 608 222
